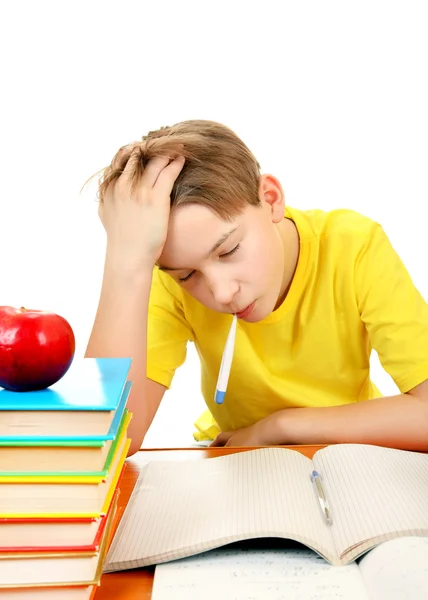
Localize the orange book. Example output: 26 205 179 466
0 514 107 550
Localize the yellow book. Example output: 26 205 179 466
0 436 130 518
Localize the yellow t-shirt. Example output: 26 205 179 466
147 207 428 440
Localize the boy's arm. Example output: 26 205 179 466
212 380 428 450
85 262 167 456
266 379 428 450
86 151 185 456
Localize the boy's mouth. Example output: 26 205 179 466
235 302 256 319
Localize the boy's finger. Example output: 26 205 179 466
118 148 147 187
112 143 138 171
154 156 185 197
141 156 173 188
209 432 230 447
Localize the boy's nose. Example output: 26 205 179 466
209 277 239 307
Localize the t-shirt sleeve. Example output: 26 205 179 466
146 267 194 389
354 223 428 393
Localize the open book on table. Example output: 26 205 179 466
152 537 428 600
104 444 428 571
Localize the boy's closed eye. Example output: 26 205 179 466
178 244 241 283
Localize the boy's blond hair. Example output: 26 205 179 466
98 120 261 220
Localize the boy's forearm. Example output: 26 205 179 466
85 259 154 452
266 393 428 451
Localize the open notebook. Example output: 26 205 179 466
152 537 428 600
104 444 428 571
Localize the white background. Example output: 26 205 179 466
0 1 427 446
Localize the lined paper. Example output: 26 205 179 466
313 444 428 562
104 449 336 571
104 444 428 573
152 546 369 600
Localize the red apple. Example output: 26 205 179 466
0 306 76 392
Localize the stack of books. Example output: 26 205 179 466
0 357 133 599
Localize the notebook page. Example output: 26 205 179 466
358 537 428 600
313 444 428 562
104 448 336 571
152 546 370 600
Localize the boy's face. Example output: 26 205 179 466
158 175 297 322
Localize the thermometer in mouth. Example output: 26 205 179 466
214 314 237 405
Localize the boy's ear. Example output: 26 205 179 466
258 174 285 223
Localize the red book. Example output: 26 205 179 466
0 490 118 588
0 490 117 551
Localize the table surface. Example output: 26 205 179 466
94 445 324 600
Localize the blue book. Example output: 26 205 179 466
0 381 132 444
0 358 132 439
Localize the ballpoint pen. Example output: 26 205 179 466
311 470 333 525
214 314 237 405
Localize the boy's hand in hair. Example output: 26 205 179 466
98 148 185 273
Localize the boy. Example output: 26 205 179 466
86 120 428 456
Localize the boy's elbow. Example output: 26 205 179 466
127 439 143 457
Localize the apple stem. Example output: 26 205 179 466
20 307 26 312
